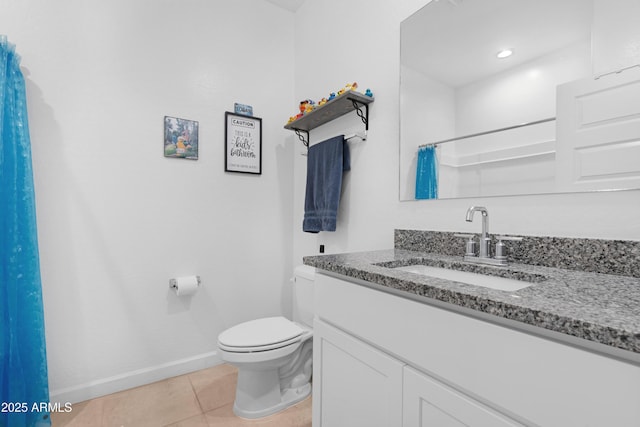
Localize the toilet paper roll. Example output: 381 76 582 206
170 275 200 296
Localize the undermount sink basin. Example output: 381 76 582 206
394 264 533 291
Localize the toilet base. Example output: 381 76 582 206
230 337 313 419
219 322 313 420
233 382 311 419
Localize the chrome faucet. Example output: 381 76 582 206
458 206 522 266
465 206 490 258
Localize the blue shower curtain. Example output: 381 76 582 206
415 145 438 199
0 36 51 427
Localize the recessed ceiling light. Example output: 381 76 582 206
496 49 514 59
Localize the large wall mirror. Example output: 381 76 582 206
400 0 640 201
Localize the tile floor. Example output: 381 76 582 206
50 364 312 427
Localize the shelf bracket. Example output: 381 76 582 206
293 129 309 147
351 99 369 131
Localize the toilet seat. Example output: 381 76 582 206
218 316 305 353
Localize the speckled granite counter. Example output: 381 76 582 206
303 248 640 357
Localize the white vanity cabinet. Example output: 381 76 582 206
312 272 640 427
313 318 519 427
403 366 522 427
312 319 404 427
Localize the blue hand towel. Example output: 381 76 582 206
303 135 350 233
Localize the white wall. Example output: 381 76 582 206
292 0 640 268
1 0 295 403
593 0 640 76
455 41 591 136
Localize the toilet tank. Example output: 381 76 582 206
292 265 315 328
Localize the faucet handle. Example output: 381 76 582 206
495 236 522 261
454 233 477 257
496 235 523 241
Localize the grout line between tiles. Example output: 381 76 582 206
187 371 206 416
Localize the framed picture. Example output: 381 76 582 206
164 116 199 160
225 112 262 174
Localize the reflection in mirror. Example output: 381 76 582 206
400 0 596 200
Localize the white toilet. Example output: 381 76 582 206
217 265 315 419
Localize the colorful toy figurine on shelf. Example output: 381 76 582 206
304 103 315 114
337 82 358 96
286 82 370 124
299 99 316 115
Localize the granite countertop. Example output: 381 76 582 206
303 249 640 356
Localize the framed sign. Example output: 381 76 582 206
225 112 262 174
164 116 199 160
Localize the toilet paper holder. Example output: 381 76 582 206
169 276 201 290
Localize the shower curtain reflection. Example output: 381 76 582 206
0 36 50 427
415 145 438 199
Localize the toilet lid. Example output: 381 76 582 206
218 316 304 350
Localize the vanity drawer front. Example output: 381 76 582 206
403 366 523 427
315 272 640 426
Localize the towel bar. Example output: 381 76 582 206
300 132 366 156
345 131 367 142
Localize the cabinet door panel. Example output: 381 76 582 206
313 319 404 427
403 367 523 427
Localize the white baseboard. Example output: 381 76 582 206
49 351 222 404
